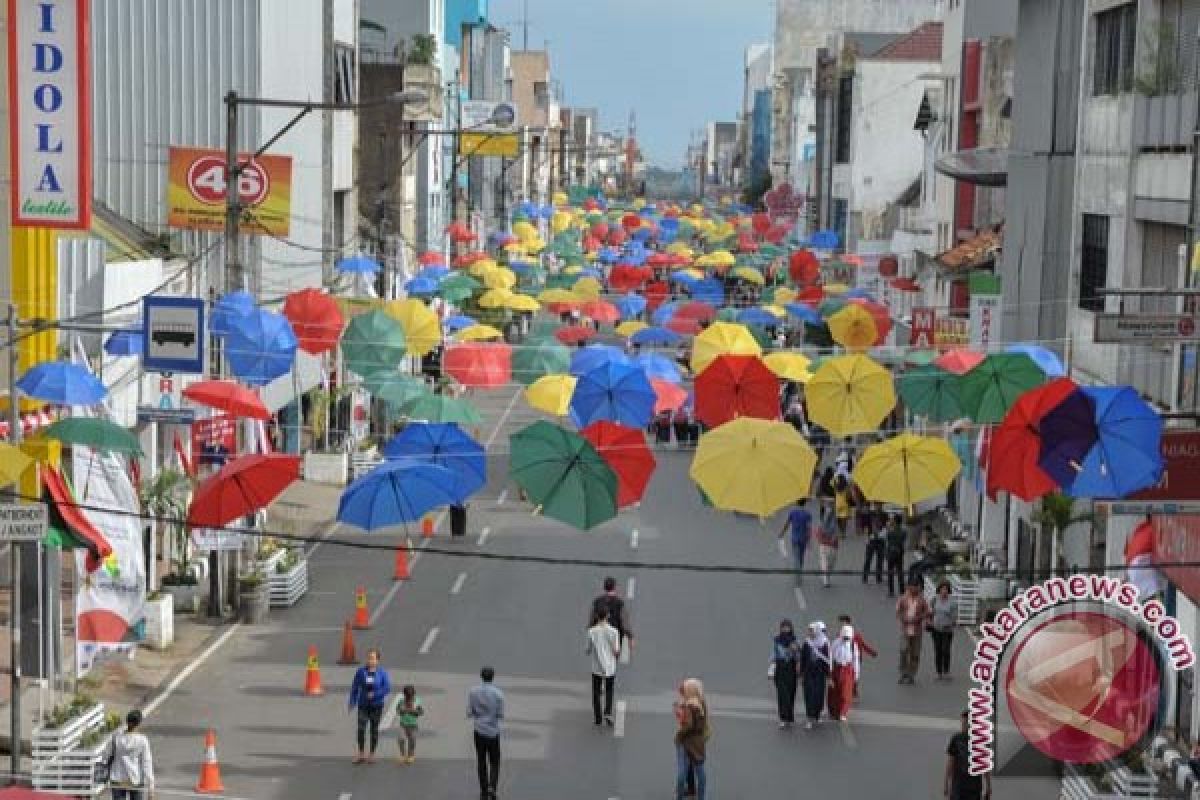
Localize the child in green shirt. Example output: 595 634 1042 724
396 685 424 764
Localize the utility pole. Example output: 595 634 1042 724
6 305 19 785
223 91 242 295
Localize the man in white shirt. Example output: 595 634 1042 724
106 709 154 799
587 607 621 726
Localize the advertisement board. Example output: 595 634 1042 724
166 146 292 235
8 0 92 229
458 132 521 158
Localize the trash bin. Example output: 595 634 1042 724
450 504 467 537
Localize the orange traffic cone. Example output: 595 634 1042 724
353 585 371 629
337 620 358 665
195 729 225 794
393 547 410 580
421 514 435 538
304 645 324 696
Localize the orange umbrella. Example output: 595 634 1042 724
651 379 688 413
582 300 621 324
444 343 512 388
936 349 986 375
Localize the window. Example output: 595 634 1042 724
334 44 356 104
834 72 853 164
1079 214 1110 312
1093 3 1136 96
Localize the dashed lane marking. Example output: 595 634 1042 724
777 538 788 559
451 572 468 595
418 626 440 655
630 528 639 549
794 587 807 610
626 577 636 600
614 700 627 738
497 489 508 505
840 719 858 750
478 526 491 547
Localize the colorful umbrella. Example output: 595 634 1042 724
615 320 648 338
694 355 780 428
210 290 256 337
401 394 483 426
224 309 298 387
386 298 442 357
0 443 30 486
691 322 762 373
987 378 1080 502
187 454 301 528
570 362 657 429
935 348 985 375
582 300 621 324
282 288 344 355
958 353 1046 424
382 422 486 497
341 310 406 378
1006 344 1067 378
103 329 143 357
826 304 879 350
525 374 577 416
806 354 896 437
581 421 657 508
513 338 571 386
338 461 464 530
509 421 619 530
444 343 512 388
336 254 381 274
897 365 964 422
570 344 629 377
651 379 688 413
852 434 962 507
788 250 820 284
689 418 817 517
630 326 682 347
615 294 648 319
555 325 597 345
1037 388 1099 487
676 301 717 324
42 417 142 456
762 352 813 383
456 324 504 342
1065 387 1164 499
365 372 428 409
17 362 106 406
634 353 683 383
179 380 268 420
504 294 542 313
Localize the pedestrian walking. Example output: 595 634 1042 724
832 469 852 536
945 711 992 799
828 625 861 722
897 581 932 685
587 607 621 726
770 619 800 728
674 678 709 800
777 498 813 583
885 514 908 597
836 613 877 697
930 581 959 680
348 649 392 764
467 666 505 800
591 576 634 654
798 621 830 729
816 502 839 588
394 685 424 764
104 710 154 800
862 504 887 584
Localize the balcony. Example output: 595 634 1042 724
1133 89 1198 149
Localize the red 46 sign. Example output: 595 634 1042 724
166 146 292 235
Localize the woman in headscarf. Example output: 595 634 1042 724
798 621 830 730
770 619 800 728
673 678 710 799
829 624 861 722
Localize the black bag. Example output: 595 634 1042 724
94 736 116 785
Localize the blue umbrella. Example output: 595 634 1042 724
1006 344 1066 378
570 362 657 429
634 352 683 383
104 329 143 357
737 308 779 328
577 268 605 281
690 279 725 306
445 314 478 333
336 254 381 274
1037 388 1098 487
211 290 256 338
382 422 486 497
338 460 464 530
225 308 298 387
785 303 823 326
615 294 647 319
417 266 450 281
631 227 653 242
597 247 620 265
404 277 439 296
508 260 534 276
844 289 876 301
651 301 681 326
809 230 840 250
630 326 682 347
670 270 699 286
16 361 106 405
569 345 630 377
1065 387 1164 499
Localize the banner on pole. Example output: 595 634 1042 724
166 146 292 235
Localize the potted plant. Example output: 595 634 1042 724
238 569 269 624
143 589 174 650
267 546 308 608
1035 492 1094 578
140 468 202 612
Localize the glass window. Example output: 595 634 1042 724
1093 3 1137 96
1079 214 1109 312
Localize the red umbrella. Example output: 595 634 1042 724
665 316 702 336
645 281 670 313
736 232 759 253
582 300 621 324
789 249 820 284
447 222 477 244
282 288 344 355
765 224 791 243
849 298 893 344
0 788 79 800
987 378 1078 502
646 253 674 268
890 277 921 292
651 378 688 413
581 421 657 507
418 251 446 266
752 212 772 235
554 325 597 345
582 234 602 252
188 453 301 528
452 251 488 268
798 285 825 304
547 300 583 315
936 348 986 375
609 265 648 292
444 343 512 388
583 198 601 211
676 301 717 324
183 380 271 421
621 213 642 230
607 229 628 247
694 354 781 428
591 222 610 239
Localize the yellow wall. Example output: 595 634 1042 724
8 227 59 410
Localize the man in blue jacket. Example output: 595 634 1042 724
348 649 392 764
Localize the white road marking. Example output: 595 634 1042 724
614 700 627 738
477 526 491 547
794 587 807 610
630 528 639 549
777 538 788 559
306 520 339 558
840 719 858 749
620 646 631 666
370 580 405 627
484 388 522 447
626 577 636 600
497 489 508 505
339 794 353 800
450 572 468 595
418 626 440 655
144 623 242 718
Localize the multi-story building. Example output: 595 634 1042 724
462 22 511 234
510 50 560 208
704 122 739 189
743 44 774 194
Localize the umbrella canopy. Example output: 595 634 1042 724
504 294 542 313
634 353 683 384
689 418 817 517
762 352 813 383
401 394 483 426
457 324 504 342
445 314 478 333
404 277 439 296
42 417 142 455
897 365 965 423
183 379 271 420
615 320 648 338
651 378 688 413
382 422 486 497
514 338 572 385
341 310 407 378
570 362 657 429
103 329 143 357
582 300 621 324
1065 387 1164 499
581 421 657 508
569 344 630 377
987 378 1080 502
853 434 962 507
630 326 682 347
211 290 256 338
365 372 428 409
336 254 381 274
788 249 820 284
555 325 597 345
509 420 619 530
691 322 762 374
225 309 297 388
694 355 780 428
784 303 823 327
282 288 344 355
958 352 1045 424
1037 388 1099 487
17 361 106 405
0 443 31 486
444 343 512 388
1006 343 1067 378
737 308 779 328
187 454 301 528
386 298 442 357
438 273 481 303
338 461 464 530
615 294 648 319
935 348 985 375
806 354 896 437
525 374 577 416
676 301 717 324
827 304 878 350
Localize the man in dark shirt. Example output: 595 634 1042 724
777 499 812 584
591 577 633 654
945 711 991 800
884 515 908 597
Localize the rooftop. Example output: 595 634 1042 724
867 21 943 61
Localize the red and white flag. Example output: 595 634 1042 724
1125 519 1164 599
173 433 194 477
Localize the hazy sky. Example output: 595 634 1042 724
488 0 773 168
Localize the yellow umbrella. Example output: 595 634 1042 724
761 304 788 319
0 443 32 486
512 220 537 241
482 267 517 290
678 268 705 281
763 352 813 383
563 265 583 275
385 298 442 356
691 322 762 373
689 418 817 517
774 287 798 305
616 320 648 338
824 283 850 295
852 434 962 507
551 210 572 233
524 374 577 416
504 293 541 312
478 288 515 309
573 276 603 299
827 304 879 351
457 324 505 342
806 354 895 437
538 288 583 305
552 192 568 207
467 258 499 277
732 266 765 285
667 243 694 258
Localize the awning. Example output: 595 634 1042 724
934 147 1009 187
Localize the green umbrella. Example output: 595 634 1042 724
818 298 848 318
509 420 618 531
364 372 429 409
43 417 143 455
512 337 570 386
898 365 965 422
716 307 740 323
545 273 576 290
905 349 938 367
957 353 1046 424
439 273 480 303
341 310 407 378
401 394 483 426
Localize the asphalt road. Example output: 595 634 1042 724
140 386 1061 800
